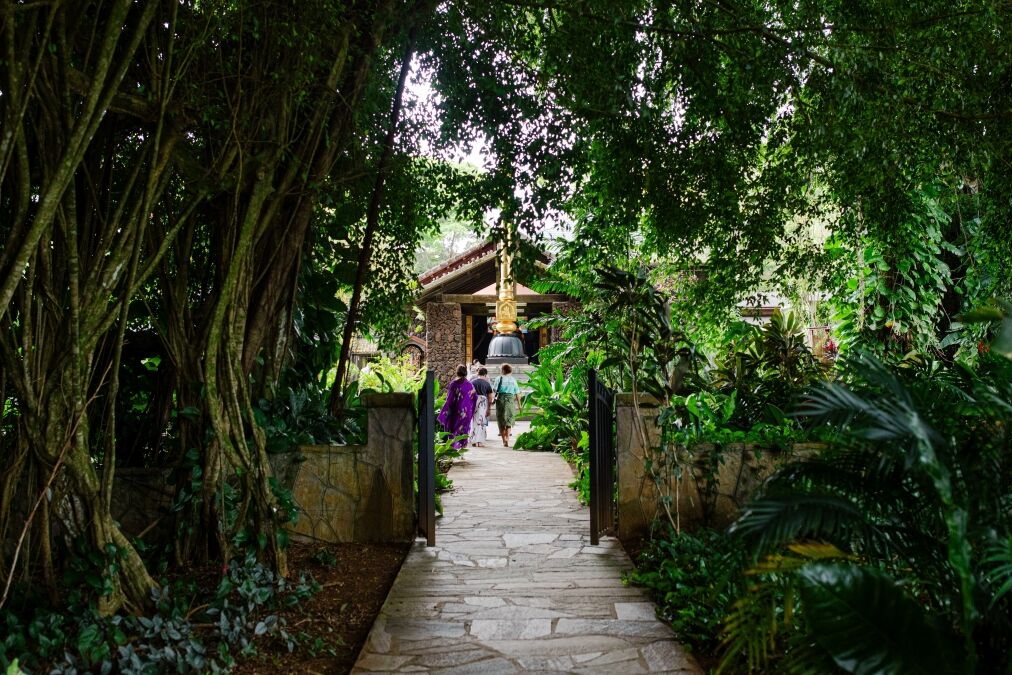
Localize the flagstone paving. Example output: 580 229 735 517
353 422 701 674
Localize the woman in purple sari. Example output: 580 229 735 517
437 365 476 449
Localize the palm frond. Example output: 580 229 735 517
718 578 800 674
984 537 1012 606
803 360 947 454
797 563 964 674
731 494 887 557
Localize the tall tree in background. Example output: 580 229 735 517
422 0 1010 325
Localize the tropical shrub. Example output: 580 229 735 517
710 310 825 429
721 352 1012 673
513 363 592 502
627 528 748 656
523 265 709 506
356 354 425 393
820 186 1001 360
515 363 588 455
255 385 346 452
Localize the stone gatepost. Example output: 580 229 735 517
425 301 462 388
615 394 662 541
285 393 415 543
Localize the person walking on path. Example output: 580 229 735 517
493 363 522 447
468 367 493 447
437 365 475 450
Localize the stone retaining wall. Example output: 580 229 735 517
106 393 416 546
616 395 821 539
287 393 414 543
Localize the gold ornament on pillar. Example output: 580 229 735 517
495 227 519 334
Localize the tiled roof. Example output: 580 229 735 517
418 240 496 287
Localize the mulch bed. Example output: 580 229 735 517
233 541 409 674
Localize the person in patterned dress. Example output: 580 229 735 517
437 365 476 449
469 367 493 447
493 363 522 447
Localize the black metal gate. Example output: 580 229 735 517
417 370 436 546
588 368 615 545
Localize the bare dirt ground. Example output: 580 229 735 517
234 541 409 674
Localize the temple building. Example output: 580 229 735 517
411 239 574 386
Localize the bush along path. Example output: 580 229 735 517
354 422 701 673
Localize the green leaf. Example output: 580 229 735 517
798 563 962 675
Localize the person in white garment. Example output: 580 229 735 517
469 367 494 447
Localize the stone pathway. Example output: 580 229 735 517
353 422 701 674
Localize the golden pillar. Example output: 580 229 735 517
494 228 519 334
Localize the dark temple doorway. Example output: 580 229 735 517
470 313 546 365
472 315 492 363
523 329 540 364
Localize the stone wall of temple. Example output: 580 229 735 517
425 301 463 388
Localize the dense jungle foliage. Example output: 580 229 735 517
519 264 1011 672
2 0 1010 671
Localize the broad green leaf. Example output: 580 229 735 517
798 563 962 675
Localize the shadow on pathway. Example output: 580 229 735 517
353 422 701 674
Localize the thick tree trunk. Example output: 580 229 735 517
62 449 157 615
2 377 157 614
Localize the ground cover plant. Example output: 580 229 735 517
2 554 318 673
626 528 748 666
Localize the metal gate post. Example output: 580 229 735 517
588 369 615 545
417 370 436 546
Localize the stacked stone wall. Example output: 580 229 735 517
425 301 463 388
288 393 414 543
